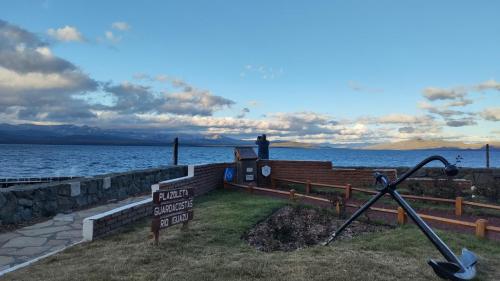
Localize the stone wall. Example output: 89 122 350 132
83 163 233 241
0 166 187 225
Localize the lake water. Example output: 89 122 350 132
0 144 497 178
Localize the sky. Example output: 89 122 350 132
0 0 499 145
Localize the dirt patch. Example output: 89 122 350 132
243 205 390 251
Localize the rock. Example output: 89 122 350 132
0 193 6 207
18 198 33 207
57 184 71 196
20 207 33 220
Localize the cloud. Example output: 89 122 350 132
236 107 250 118
104 31 121 43
364 114 435 125
446 99 473 107
446 118 477 127
398 127 415 133
133 73 149 80
240 65 283 80
348 81 383 93
101 78 236 117
480 107 500 121
111 21 130 31
103 82 159 114
475 79 500 91
163 88 235 116
423 87 467 101
47 26 83 42
0 20 98 122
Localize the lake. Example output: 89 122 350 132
0 144 497 178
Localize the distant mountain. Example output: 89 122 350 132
270 141 319 148
363 139 500 150
0 123 253 147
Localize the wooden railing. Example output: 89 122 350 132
272 177 500 217
226 181 500 239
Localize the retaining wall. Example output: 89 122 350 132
256 160 487 200
256 160 397 187
83 163 233 241
0 166 187 225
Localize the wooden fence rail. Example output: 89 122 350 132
272 177 500 217
225 182 500 239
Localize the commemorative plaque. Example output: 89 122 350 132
151 187 194 244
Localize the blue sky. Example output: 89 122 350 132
0 1 499 144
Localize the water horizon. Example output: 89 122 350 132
1 144 497 178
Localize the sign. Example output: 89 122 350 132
153 198 193 217
224 167 235 182
152 210 194 232
261 165 271 177
245 174 254 181
151 187 194 244
153 187 194 204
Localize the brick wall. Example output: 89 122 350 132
256 160 397 188
158 163 234 195
83 162 233 241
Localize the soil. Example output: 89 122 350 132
243 205 391 252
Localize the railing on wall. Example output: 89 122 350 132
226 181 500 239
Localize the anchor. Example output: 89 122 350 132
324 155 477 281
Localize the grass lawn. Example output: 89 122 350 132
3 189 500 281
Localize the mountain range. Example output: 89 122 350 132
363 138 499 150
0 124 497 150
0 123 253 146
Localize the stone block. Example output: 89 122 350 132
70 182 81 197
103 177 111 189
58 184 71 196
18 198 33 207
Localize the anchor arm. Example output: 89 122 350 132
391 155 458 187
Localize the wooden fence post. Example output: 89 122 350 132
455 197 463 216
306 180 311 194
345 184 352 200
475 219 488 238
335 201 340 215
248 185 254 194
271 178 276 189
397 207 407 225
289 189 296 200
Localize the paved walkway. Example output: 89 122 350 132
0 195 149 273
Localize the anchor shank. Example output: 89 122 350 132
389 189 463 267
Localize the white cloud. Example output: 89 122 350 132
111 21 130 31
423 87 466 101
480 107 500 121
475 79 500 91
47 26 83 42
104 31 121 43
240 64 283 80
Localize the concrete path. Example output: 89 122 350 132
0 195 149 273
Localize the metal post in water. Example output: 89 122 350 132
486 144 490 168
173 137 179 165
